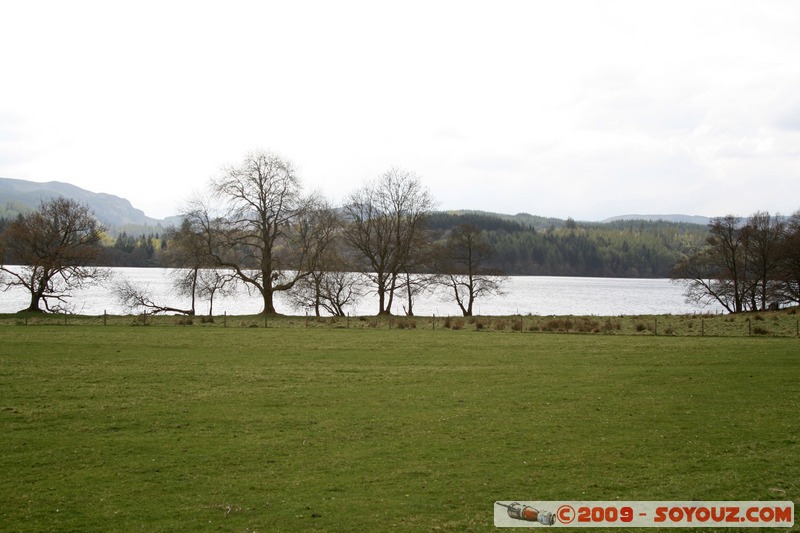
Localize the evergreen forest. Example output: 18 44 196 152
0 211 710 277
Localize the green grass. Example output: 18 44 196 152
1 327 798 531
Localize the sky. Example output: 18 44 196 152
2 1 800 221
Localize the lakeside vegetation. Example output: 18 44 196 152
1 157 798 318
1 326 797 531
0 160 717 318
2 307 799 338
1 211 711 275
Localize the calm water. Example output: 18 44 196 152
0 267 722 316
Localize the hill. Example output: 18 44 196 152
441 210 568 230
1 177 713 276
429 211 710 277
0 177 166 230
602 214 712 225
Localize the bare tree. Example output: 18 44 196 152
288 203 366 316
0 197 107 313
343 167 435 315
292 269 366 317
162 218 206 315
777 210 800 305
164 217 237 316
436 224 505 316
744 211 785 311
193 269 238 316
672 213 788 313
114 278 195 315
397 271 438 317
184 150 319 315
397 217 437 317
673 215 747 313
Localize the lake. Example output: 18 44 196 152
0 267 722 316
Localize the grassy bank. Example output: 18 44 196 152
1 327 798 531
2 307 800 337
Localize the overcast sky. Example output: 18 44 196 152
2 1 800 221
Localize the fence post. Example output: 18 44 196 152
104 310 107 326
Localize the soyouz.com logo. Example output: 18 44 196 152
494 501 795 528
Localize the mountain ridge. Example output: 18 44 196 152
0 177 165 228
1 177 713 230
601 213 712 225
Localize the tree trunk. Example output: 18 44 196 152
189 269 198 316
377 276 388 315
385 273 398 315
26 297 44 313
404 273 414 316
466 275 475 317
261 286 278 315
27 284 46 312
314 277 322 317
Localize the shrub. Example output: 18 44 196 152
396 318 416 330
543 318 573 332
574 318 599 333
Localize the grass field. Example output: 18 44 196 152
1 324 798 531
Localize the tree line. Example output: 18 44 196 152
0 151 503 316
428 214 709 277
3 149 797 316
671 212 800 313
1 213 706 277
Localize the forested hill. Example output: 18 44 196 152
429 211 709 278
0 175 711 276
0 207 709 276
